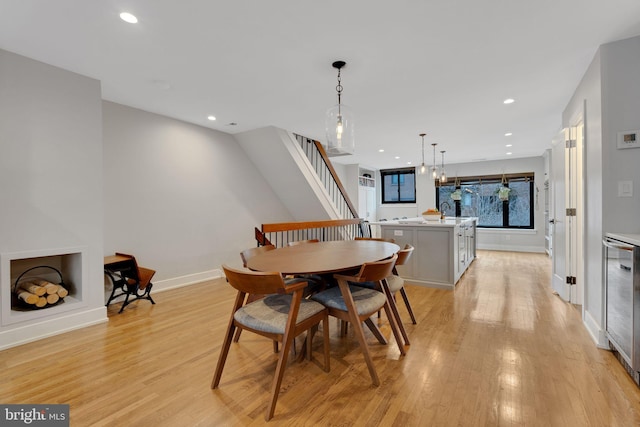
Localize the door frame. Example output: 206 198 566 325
551 129 571 301
550 105 585 306
567 105 585 307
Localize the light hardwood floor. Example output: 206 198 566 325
2 250 640 426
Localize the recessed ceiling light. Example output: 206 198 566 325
120 12 138 23
504 132 513 136
207 115 216 121
407 161 412 165
395 156 400 159
506 144 513 147
506 152 513 155
378 149 385 153
503 98 515 104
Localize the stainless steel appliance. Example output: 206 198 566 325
603 234 640 384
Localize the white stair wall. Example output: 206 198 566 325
234 126 341 221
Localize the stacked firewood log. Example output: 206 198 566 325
15 279 68 308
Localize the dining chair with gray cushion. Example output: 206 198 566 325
311 254 405 386
212 265 330 421
357 244 415 347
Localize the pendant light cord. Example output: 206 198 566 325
336 69 343 115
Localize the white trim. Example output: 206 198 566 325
477 228 538 235
0 307 107 351
477 244 545 253
152 268 223 293
583 309 608 348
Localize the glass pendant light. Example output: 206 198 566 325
430 143 438 179
419 133 427 175
325 61 355 156
440 150 447 183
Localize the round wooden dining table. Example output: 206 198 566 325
245 240 400 275
245 239 404 354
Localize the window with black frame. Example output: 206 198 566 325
435 173 534 229
380 168 416 204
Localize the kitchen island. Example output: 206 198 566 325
374 217 477 290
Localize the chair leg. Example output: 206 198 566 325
340 319 348 336
266 323 296 420
306 326 315 361
350 318 380 386
322 315 330 372
211 323 236 389
364 318 388 345
400 288 417 324
382 282 410 346
382 302 406 356
337 280 380 386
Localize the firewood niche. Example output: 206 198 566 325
13 266 70 309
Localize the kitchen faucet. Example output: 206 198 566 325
440 201 451 214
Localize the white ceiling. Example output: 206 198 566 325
2 1 640 169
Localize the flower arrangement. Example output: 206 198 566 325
498 186 511 201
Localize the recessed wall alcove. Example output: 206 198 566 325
1 247 88 327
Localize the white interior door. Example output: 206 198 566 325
551 129 571 301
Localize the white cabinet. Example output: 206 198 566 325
466 222 476 262
358 185 376 222
455 221 476 281
378 217 477 290
357 174 376 222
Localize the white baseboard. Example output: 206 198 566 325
584 309 609 348
477 244 546 253
152 268 224 293
2 270 224 351
0 307 107 351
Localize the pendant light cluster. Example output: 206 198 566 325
418 133 447 183
325 61 355 156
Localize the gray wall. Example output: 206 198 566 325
563 34 640 345
0 49 106 346
0 50 103 265
601 36 640 232
103 102 293 281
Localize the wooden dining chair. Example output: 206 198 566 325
237 245 311 352
311 254 405 386
235 245 277 347
212 265 330 421
387 244 417 325
357 244 415 346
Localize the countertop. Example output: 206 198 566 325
372 217 477 228
605 232 640 247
